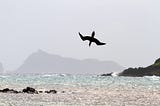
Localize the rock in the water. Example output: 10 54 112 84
45 89 57 94
38 91 43 93
101 72 113 76
0 88 19 93
1 88 10 92
0 87 58 94
61 91 65 93
22 87 38 94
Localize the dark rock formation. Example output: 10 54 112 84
119 58 160 77
61 91 65 93
0 88 19 93
45 90 57 94
0 87 58 94
22 87 38 94
101 72 113 76
38 91 43 93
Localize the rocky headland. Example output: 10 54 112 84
119 58 160 77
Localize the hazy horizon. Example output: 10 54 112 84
0 0 160 71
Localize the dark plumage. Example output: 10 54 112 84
79 31 106 46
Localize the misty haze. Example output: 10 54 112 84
0 0 160 72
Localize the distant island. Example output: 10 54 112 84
119 58 160 77
15 50 124 74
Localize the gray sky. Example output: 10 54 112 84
0 0 160 70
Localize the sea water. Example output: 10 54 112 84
0 74 160 106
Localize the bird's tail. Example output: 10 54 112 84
78 32 85 41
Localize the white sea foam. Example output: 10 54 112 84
144 75 160 81
0 75 9 78
42 73 68 77
111 72 118 77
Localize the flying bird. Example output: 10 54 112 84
79 31 106 46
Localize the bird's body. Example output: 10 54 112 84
79 31 106 46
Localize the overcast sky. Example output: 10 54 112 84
0 0 160 71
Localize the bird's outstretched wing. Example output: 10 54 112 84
93 38 106 45
79 32 91 41
91 31 95 37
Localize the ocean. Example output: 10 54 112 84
0 74 160 106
